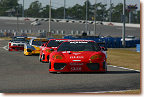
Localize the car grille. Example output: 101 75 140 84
86 63 100 70
54 63 67 70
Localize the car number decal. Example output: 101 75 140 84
71 67 82 71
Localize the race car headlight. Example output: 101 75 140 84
90 54 102 60
52 55 63 59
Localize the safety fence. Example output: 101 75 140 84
64 36 140 48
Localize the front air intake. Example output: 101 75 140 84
86 63 100 70
27 49 32 52
54 63 67 70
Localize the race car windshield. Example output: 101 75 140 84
47 40 63 47
32 40 47 46
12 38 25 42
57 42 101 51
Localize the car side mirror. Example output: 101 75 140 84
50 49 54 51
101 47 108 51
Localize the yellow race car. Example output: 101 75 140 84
24 38 49 56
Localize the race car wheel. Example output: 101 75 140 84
39 55 42 62
49 72 62 74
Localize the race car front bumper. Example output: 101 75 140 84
49 60 107 73
9 46 24 51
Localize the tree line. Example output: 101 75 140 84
0 0 140 23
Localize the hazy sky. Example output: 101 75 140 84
18 0 140 10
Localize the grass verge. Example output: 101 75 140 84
0 37 11 40
107 48 140 70
106 48 141 94
103 89 141 94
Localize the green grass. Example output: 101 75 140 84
107 48 141 70
104 89 141 94
0 37 12 40
106 48 141 94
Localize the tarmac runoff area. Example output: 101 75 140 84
0 40 140 93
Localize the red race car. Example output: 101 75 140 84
39 39 68 63
49 40 107 73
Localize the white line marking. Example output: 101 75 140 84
79 89 139 93
108 65 140 72
3 45 8 51
79 65 140 94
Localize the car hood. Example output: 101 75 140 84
58 51 103 62
32 45 41 50
44 47 57 50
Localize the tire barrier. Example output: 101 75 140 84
64 36 140 48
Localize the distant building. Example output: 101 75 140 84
5 8 16 16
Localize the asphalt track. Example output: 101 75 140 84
0 19 140 37
0 40 140 93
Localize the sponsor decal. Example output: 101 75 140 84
56 40 66 42
71 67 82 71
70 56 84 59
70 63 84 66
62 51 70 53
73 53 81 55
70 42 88 44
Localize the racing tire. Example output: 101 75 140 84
49 71 57 74
49 71 62 74
39 55 42 62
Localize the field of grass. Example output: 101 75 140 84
0 37 11 40
103 89 141 94
107 48 141 94
107 48 141 70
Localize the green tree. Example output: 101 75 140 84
40 5 49 18
93 3 108 21
25 1 42 17
137 10 140 23
54 7 65 19
0 0 19 16
66 4 83 19
111 3 123 22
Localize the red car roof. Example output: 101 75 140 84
64 40 95 42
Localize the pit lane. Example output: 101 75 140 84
0 40 140 93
